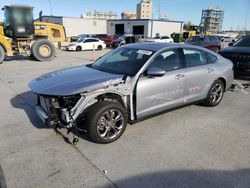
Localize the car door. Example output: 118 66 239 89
136 48 185 118
182 48 218 103
83 39 98 50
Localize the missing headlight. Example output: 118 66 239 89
51 97 60 108
59 94 81 109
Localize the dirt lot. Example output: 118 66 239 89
0 49 250 188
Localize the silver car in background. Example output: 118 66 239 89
29 43 234 144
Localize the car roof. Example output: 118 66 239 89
82 37 99 40
122 43 193 51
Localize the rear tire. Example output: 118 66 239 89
97 45 103 50
31 39 56 61
203 79 224 107
0 45 5 64
85 101 127 144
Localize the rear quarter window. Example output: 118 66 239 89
206 53 218 63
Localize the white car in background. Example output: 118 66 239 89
147 36 174 43
67 38 106 51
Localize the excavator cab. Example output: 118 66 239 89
2 5 34 38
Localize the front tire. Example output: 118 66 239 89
85 101 127 144
203 79 224 107
31 39 56 61
0 45 6 64
76 46 82 51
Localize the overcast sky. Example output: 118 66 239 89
0 0 249 30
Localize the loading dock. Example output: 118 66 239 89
107 19 184 37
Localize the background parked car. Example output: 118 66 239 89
111 35 141 48
214 35 235 48
93 34 115 47
67 38 106 51
184 35 221 52
70 34 93 42
219 35 250 78
146 36 174 43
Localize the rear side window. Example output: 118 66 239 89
84 39 99 42
183 48 209 67
206 52 218 63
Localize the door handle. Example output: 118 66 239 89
207 68 214 73
175 74 185 79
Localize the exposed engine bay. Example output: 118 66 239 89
35 77 132 144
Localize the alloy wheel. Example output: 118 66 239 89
96 109 125 140
210 82 223 104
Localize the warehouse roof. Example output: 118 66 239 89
107 19 184 23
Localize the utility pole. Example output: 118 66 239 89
48 0 53 15
158 0 161 19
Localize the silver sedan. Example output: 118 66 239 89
29 43 234 144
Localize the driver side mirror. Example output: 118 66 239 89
146 67 165 77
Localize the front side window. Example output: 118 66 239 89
84 39 98 43
148 49 181 71
183 48 209 67
162 36 170 39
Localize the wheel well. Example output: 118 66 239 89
217 77 226 90
96 93 125 107
0 43 7 52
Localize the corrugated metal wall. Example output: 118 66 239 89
62 17 107 37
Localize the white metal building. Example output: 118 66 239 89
107 19 184 38
38 16 107 37
38 16 184 38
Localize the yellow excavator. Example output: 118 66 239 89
0 5 66 64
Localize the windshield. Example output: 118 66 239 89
4 7 33 26
92 47 154 76
117 36 125 41
186 36 204 42
77 39 84 42
233 37 250 47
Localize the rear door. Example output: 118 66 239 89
136 48 185 118
181 48 218 102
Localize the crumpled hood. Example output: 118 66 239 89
28 66 124 96
219 46 250 54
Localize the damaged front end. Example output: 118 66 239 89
36 94 82 129
34 77 132 144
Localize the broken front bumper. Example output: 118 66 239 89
35 105 48 124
